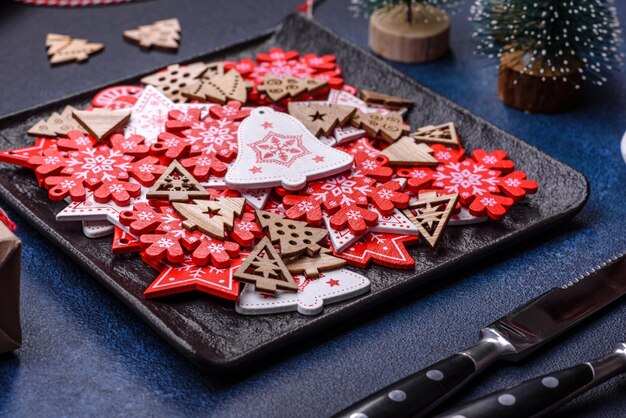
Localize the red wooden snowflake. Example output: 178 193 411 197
27 130 164 205
121 204 240 267
431 149 537 220
283 166 378 234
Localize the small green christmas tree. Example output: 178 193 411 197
470 0 624 88
351 0 462 23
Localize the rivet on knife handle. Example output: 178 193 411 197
434 343 626 418
331 334 514 418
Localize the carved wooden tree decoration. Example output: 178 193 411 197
402 191 459 248
234 237 298 294
410 122 460 148
359 89 413 111
140 63 209 103
182 69 247 104
380 136 438 166
46 33 104 65
172 197 245 239
28 106 87 137
284 249 347 278
146 160 211 201
123 18 181 51
350 110 409 143
287 103 356 137
72 108 131 141
255 210 328 258
257 75 327 102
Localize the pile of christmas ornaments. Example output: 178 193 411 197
0 48 538 315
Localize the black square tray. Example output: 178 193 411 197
0 14 588 371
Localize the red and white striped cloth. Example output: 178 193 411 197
14 0 135 6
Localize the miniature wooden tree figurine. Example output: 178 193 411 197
350 111 409 143
471 0 623 112
182 69 248 104
46 33 104 65
173 197 245 239
146 160 211 202
285 249 347 278
287 103 356 137
351 0 462 63
257 76 327 102
123 18 181 51
410 122 460 147
255 210 328 258
234 237 299 295
402 191 458 247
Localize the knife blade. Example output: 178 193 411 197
434 343 626 418
331 252 626 418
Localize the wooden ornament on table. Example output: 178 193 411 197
146 160 211 202
140 63 209 103
284 249 347 278
27 106 87 137
350 110 408 143
380 136 438 166
233 237 298 295
46 33 103 65
359 89 413 111
368 3 450 63
182 69 247 104
402 191 458 248
287 103 356 137
257 75 327 102
410 122 460 147
123 18 180 51
72 109 131 142
172 197 245 239
256 210 327 258
498 51 582 113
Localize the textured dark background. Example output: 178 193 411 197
0 0 625 417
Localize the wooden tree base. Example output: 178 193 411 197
369 4 449 63
498 52 582 113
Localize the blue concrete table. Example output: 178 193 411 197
0 1 624 416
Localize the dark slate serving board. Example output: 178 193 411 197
0 14 588 372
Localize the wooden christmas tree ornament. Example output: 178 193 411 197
182 68 247 104
350 110 409 143
257 75 327 102
141 63 209 103
233 237 299 295
410 122 460 147
284 249 347 278
380 136 438 166
27 106 87 137
72 109 131 142
256 210 328 258
46 33 104 65
123 18 181 51
368 3 450 63
359 89 413 111
172 197 245 239
146 160 211 201
402 191 459 247
498 51 582 113
287 103 356 137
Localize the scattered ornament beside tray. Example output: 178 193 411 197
3 47 538 316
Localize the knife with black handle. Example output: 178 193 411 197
331 252 626 418
434 343 626 418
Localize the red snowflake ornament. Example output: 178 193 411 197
432 149 537 220
369 180 410 215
